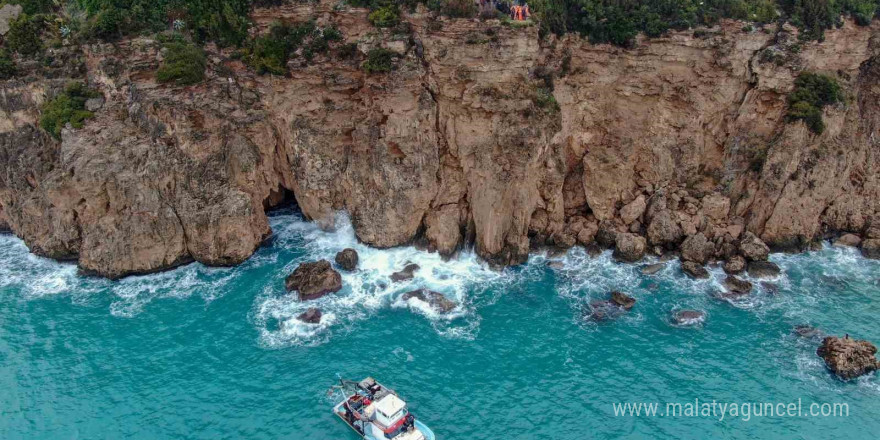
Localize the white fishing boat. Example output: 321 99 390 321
332 377 435 440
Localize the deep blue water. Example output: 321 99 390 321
1 211 879 439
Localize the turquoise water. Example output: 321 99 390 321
1 210 879 439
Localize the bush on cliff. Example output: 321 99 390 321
39 82 100 140
786 72 842 134
0 50 15 79
368 5 400 27
363 48 395 73
243 21 342 75
6 13 43 55
156 36 207 86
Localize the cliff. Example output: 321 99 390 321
1 2 878 278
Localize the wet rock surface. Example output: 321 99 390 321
297 307 323 324
681 261 710 279
748 261 781 279
401 289 456 313
641 263 666 275
723 256 746 274
585 291 636 321
723 276 753 294
817 336 880 380
335 248 359 271
285 260 342 301
672 310 706 326
390 263 420 282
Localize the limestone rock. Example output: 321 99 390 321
680 233 714 264
672 310 706 326
641 263 666 275
335 248 359 271
401 288 457 313
723 255 746 274
647 210 683 248
833 233 861 247
723 275 752 294
613 233 646 262
861 239 880 259
285 260 342 301
610 291 636 310
739 232 770 261
619 195 646 225
701 193 730 221
817 336 880 380
681 261 710 279
747 261 781 279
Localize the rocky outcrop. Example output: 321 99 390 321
680 233 714 265
612 233 646 262
1 3 879 278
672 310 706 326
610 291 636 310
723 275 752 294
585 291 636 321
682 261 710 279
817 336 880 380
335 248 359 271
862 239 880 259
285 260 342 301
401 288 456 313
833 233 862 247
723 255 746 274
641 263 665 275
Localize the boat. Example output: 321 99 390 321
332 377 435 440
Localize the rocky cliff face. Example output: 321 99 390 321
1 2 878 278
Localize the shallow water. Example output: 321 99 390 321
1 210 878 439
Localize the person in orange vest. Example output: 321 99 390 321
514 4 524 20
523 3 530 19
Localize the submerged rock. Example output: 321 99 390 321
672 309 706 326
641 263 666 275
585 244 603 258
297 307 323 324
761 282 779 295
546 261 565 269
610 291 636 310
817 336 880 380
401 289 456 313
390 263 420 282
793 325 823 339
681 261 710 279
285 260 342 301
747 261 781 279
723 275 752 294
335 248 359 271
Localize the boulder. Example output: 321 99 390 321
722 255 746 274
739 232 769 261
723 275 752 294
613 233 646 262
390 263 420 282
861 239 880 259
576 221 599 245
585 300 624 322
672 310 706 326
761 282 779 295
681 261 710 279
285 260 342 301
402 289 457 313
335 248 359 271
793 325 823 339
833 233 862 248
701 193 730 221
747 261 780 279
297 307 322 324
641 263 666 275
595 221 618 248
680 233 714 264
619 195 647 225
647 210 683 247
610 291 636 310
817 336 880 380
0 4 22 36
585 244 603 258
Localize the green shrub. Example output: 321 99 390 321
786 72 842 134
156 37 207 86
39 82 100 140
427 0 477 18
243 21 341 75
5 0 54 14
6 13 43 56
363 48 395 73
368 5 400 27
0 50 15 79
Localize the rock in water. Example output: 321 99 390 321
722 255 746 274
761 282 779 295
401 289 456 313
285 260 342 301
672 310 706 326
335 248 359 271
833 233 861 248
862 239 880 259
641 263 665 275
739 232 769 261
297 307 322 324
681 261 710 279
680 233 714 264
792 325 822 339
610 291 636 310
817 336 880 380
613 233 646 262
723 275 752 294
747 261 780 279
585 244 603 258
390 263 420 282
